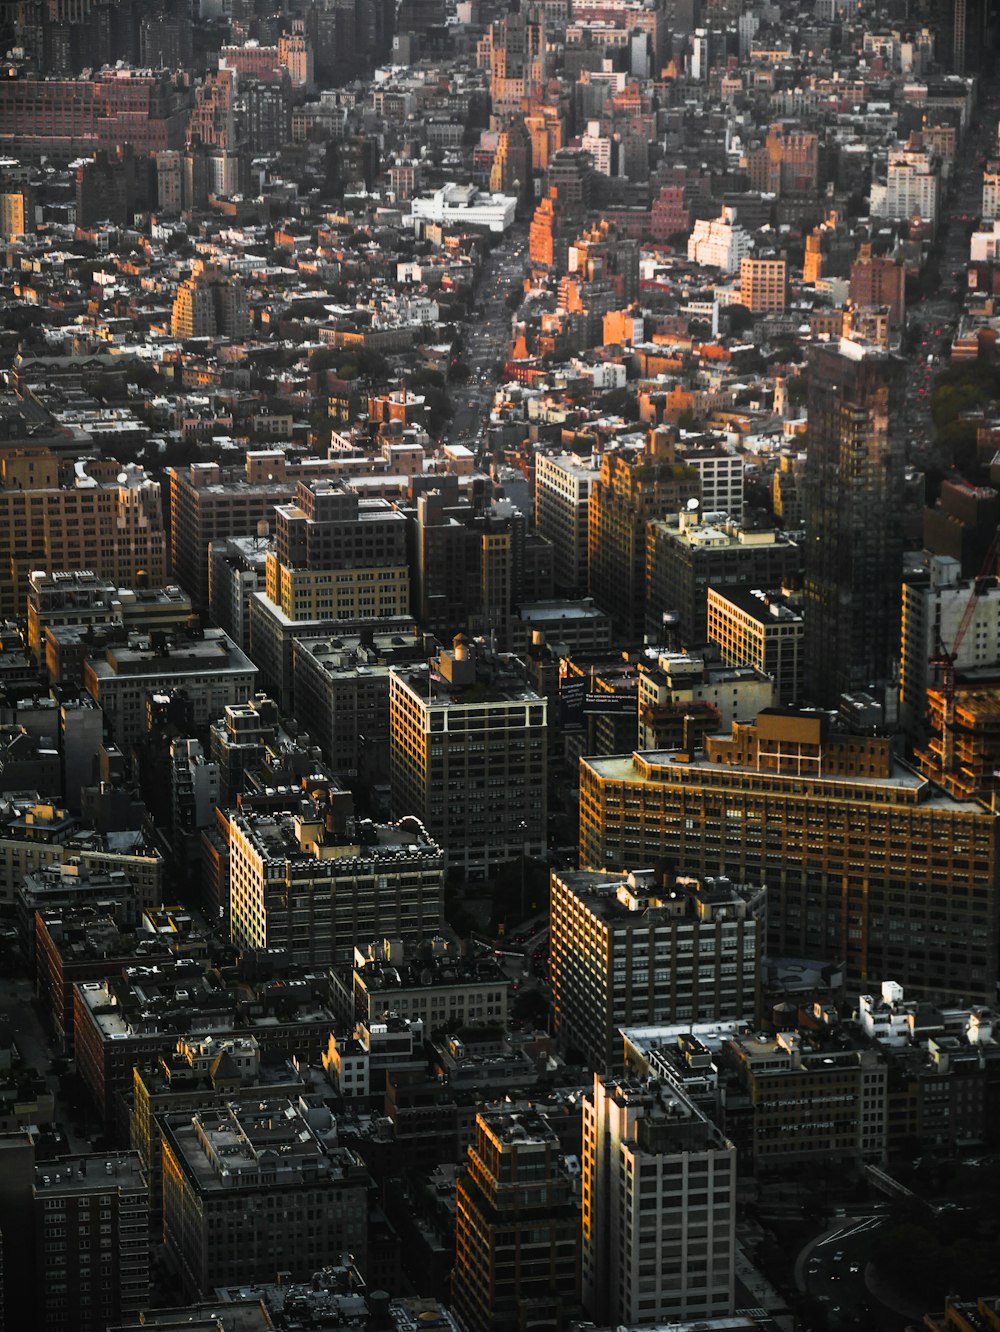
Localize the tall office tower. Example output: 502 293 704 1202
900 554 1000 740
389 637 547 875
588 431 700 642
452 1107 580 1332
480 4 546 117
226 792 444 965
171 261 251 340
582 1074 736 1325
534 451 600 594
579 709 1000 1003
407 492 552 645
161 1098 370 1299
0 453 167 621
550 868 764 1072
706 586 805 706
802 339 904 707
32 1150 150 1326
266 479 410 622
490 116 532 209
187 68 236 148
170 453 344 609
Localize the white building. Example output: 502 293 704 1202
687 208 752 273
411 184 517 234
676 443 744 517
582 1073 736 1325
170 738 220 846
970 218 1000 263
871 146 940 225
900 552 1000 734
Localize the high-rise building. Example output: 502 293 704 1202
582 1074 736 1325
160 1097 370 1299
802 339 904 707
479 5 547 117
579 710 1000 1002
266 479 410 623
292 629 433 783
29 1149 150 1331
706 586 805 706
739 256 787 312
645 508 799 646
226 793 444 965
452 1107 580 1332
588 431 700 642
0 454 167 621
389 637 547 875
550 868 764 1072
534 451 600 595
171 261 251 340
82 628 257 753
900 553 1000 739
169 453 344 609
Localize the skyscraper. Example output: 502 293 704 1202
582 1074 736 1325
588 430 700 643
452 1106 580 1332
802 339 904 706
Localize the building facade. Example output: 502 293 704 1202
579 710 999 1002
550 868 764 1072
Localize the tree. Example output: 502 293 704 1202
727 303 754 334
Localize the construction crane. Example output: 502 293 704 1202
927 524 1000 775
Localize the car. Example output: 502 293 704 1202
849 1263 860 1273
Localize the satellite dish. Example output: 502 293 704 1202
686 497 700 511
117 472 128 485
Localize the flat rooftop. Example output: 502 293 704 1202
583 750 986 811
35 1152 146 1195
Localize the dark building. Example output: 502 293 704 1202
452 1107 580 1332
802 340 904 707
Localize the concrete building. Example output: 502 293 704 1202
292 629 432 783
534 450 600 594
900 553 1000 739
227 795 444 966
207 533 269 653
31 1149 149 1331
550 868 764 1072
645 509 799 645
267 480 410 623
582 1074 736 1325
706 586 804 706
130 1035 305 1235
720 1030 887 1170
169 738 220 856
636 652 775 746
27 571 194 662
82 628 257 752
411 184 518 234
579 710 1000 1003
170 261 250 340
0 454 167 621
160 1098 370 1299
169 453 345 609
739 256 787 312
674 443 745 520
389 638 547 875
0 795 163 911
351 938 510 1031
588 432 701 642
687 207 752 273
452 1107 580 1332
